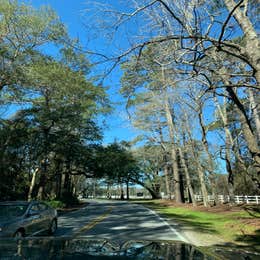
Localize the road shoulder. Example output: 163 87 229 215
135 202 224 246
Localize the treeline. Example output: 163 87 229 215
86 0 260 206
0 0 111 204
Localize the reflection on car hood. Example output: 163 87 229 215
0 237 259 260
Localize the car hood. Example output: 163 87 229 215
0 238 259 259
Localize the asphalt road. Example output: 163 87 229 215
56 200 187 242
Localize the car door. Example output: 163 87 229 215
25 203 45 235
38 203 51 231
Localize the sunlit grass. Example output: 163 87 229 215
161 207 257 241
133 200 260 246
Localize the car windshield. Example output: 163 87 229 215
0 205 28 218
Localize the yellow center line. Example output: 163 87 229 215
73 206 114 237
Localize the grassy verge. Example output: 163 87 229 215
132 200 260 250
45 200 66 209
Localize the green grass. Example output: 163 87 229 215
45 200 65 209
133 200 260 248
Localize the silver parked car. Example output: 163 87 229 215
0 201 57 238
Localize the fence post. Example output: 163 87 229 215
256 196 259 205
218 195 224 204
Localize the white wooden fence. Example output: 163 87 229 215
85 194 260 204
194 195 260 204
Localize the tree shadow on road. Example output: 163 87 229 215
233 228 260 252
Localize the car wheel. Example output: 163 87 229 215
48 219 57 235
14 230 25 238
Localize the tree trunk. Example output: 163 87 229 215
185 115 209 207
56 173 62 199
126 180 130 200
93 179 96 198
63 171 71 194
164 164 171 199
37 159 48 200
226 146 235 205
106 183 111 199
37 183 44 200
149 189 162 199
129 178 162 199
120 182 124 200
197 159 209 207
164 93 183 203
178 147 196 206
198 106 217 204
224 110 236 205
224 0 260 84
171 145 183 202
54 159 62 199
158 122 172 199
248 88 260 142
27 168 39 201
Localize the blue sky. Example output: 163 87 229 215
25 0 137 144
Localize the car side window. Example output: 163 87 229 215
29 204 40 214
38 203 48 211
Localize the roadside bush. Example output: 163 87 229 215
61 191 79 207
46 200 65 209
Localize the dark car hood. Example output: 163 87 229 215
0 237 259 260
